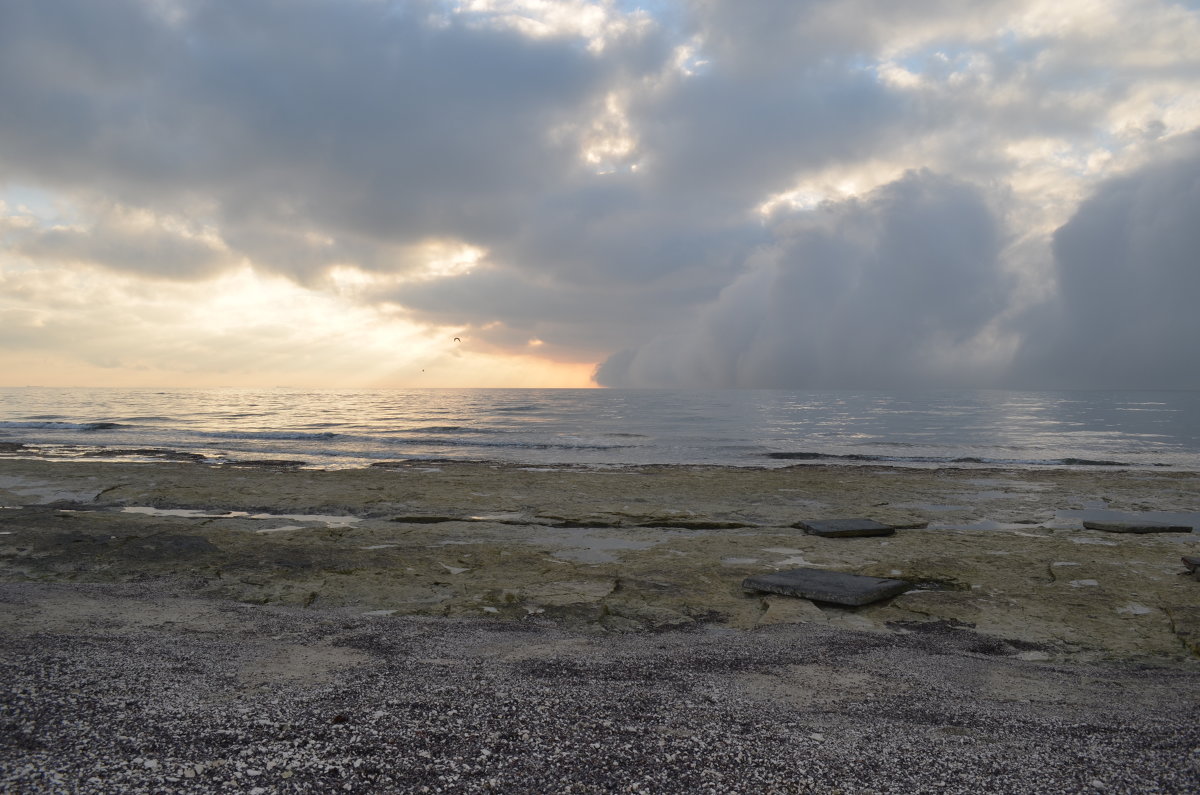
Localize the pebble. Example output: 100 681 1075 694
2 580 1197 794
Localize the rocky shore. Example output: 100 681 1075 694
2 458 1198 792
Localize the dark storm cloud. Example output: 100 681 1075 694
1010 133 1200 389
596 170 1012 387
599 132 1200 390
386 255 735 358
630 65 904 205
0 0 919 270
0 0 923 351
0 0 627 277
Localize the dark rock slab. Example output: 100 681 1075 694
1182 556 1200 573
742 567 911 606
1082 521 1193 534
221 459 308 468
795 518 895 538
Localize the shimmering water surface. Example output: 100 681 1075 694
1 387 1198 471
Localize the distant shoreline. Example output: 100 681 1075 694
1 441 1195 474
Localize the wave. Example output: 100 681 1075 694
174 427 632 451
410 425 511 435
192 429 341 441
764 451 1141 467
388 437 634 451
0 420 127 431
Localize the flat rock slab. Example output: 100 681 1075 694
1082 521 1193 534
795 518 895 538
742 567 912 606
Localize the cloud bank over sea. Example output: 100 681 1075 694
1 0 1198 388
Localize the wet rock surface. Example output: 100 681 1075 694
796 518 896 537
1083 521 1194 534
742 568 912 606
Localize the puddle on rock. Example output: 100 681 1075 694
123 507 249 519
899 503 969 513
530 535 657 564
929 519 1046 532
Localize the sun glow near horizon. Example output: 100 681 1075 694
0 264 599 389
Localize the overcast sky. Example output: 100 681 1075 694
2 0 1198 388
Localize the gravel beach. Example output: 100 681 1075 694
4 581 1199 794
2 459 1199 792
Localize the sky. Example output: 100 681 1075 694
1 0 1199 389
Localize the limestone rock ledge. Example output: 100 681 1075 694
2 459 1198 665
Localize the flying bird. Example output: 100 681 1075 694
453 337 461 342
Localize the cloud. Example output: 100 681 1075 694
597 169 1014 387
0 261 594 387
1010 131 1200 388
2 203 233 279
2 0 1200 386
0 0 629 277
598 130 1200 391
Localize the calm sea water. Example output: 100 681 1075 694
1 387 1199 471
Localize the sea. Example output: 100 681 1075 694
1 387 1199 472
